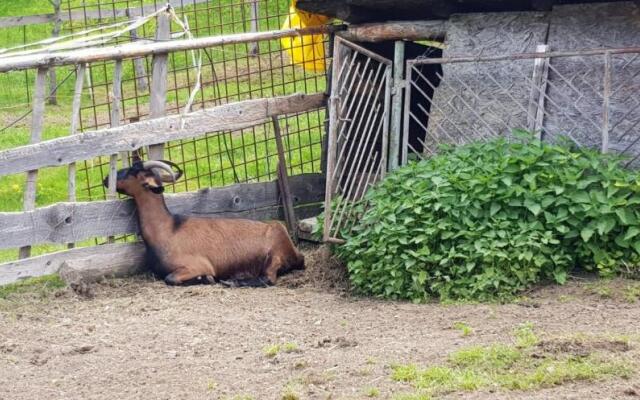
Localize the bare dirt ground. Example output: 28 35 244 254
1 245 640 400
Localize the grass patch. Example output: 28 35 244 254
363 387 380 397
263 342 299 357
0 274 66 300
452 321 473 337
391 325 634 396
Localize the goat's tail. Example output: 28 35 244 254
291 250 305 271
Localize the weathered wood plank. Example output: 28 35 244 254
59 251 146 285
0 25 342 73
0 174 325 249
148 11 170 160
0 243 145 285
19 68 48 259
0 202 322 286
339 20 447 42
0 92 326 176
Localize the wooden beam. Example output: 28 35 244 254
0 174 325 249
340 20 447 43
0 25 344 73
0 202 323 286
0 92 326 177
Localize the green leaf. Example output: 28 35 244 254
524 199 542 216
596 216 616 235
580 227 595 242
624 227 640 241
490 202 501 217
615 208 637 226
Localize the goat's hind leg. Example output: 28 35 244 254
217 276 272 288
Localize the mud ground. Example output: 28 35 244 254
1 246 639 400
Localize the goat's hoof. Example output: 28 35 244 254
203 275 216 284
164 273 181 286
218 279 239 288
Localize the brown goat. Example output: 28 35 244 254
104 160 305 286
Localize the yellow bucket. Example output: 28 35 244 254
280 0 329 73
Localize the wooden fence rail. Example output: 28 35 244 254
0 173 325 250
0 173 325 284
0 93 326 177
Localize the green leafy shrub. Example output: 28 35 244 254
332 132 640 301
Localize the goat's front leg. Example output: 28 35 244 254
165 267 212 286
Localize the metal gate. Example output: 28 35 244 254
323 37 392 242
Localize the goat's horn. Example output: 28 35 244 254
142 160 179 182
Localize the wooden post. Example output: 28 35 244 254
272 116 298 242
126 8 148 93
248 0 259 56
527 44 550 140
323 37 345 242
48 0 62 105
389 40 405 170
19 68 48 259
107 60 123 243
148 11 170 160
67 64 86 249
602 51 611 154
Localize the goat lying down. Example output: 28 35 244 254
103 160 305 286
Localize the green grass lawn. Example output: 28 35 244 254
0 0 328 263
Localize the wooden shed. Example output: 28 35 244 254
314 0 640 241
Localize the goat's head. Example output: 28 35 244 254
103 160 183 197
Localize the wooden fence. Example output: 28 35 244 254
0 21 334 285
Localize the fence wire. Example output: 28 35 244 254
404 49 640 167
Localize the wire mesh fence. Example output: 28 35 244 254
0 0 330 260
404 49 640 166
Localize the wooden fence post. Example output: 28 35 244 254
107 60 124 243
248 0 259 56
48 0 62 105
67 64 86 249
148 10 170 160
126 8 149 93
389 40 404 170
527 44 550 140
272 116 298 242
19 68 48 259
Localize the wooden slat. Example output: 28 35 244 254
148 11 170 160
19 68 48 259
0 25 342 73
0 202 322 286
0 174 325 249
0 92 326 177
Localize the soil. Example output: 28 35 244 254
1 245 640 400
